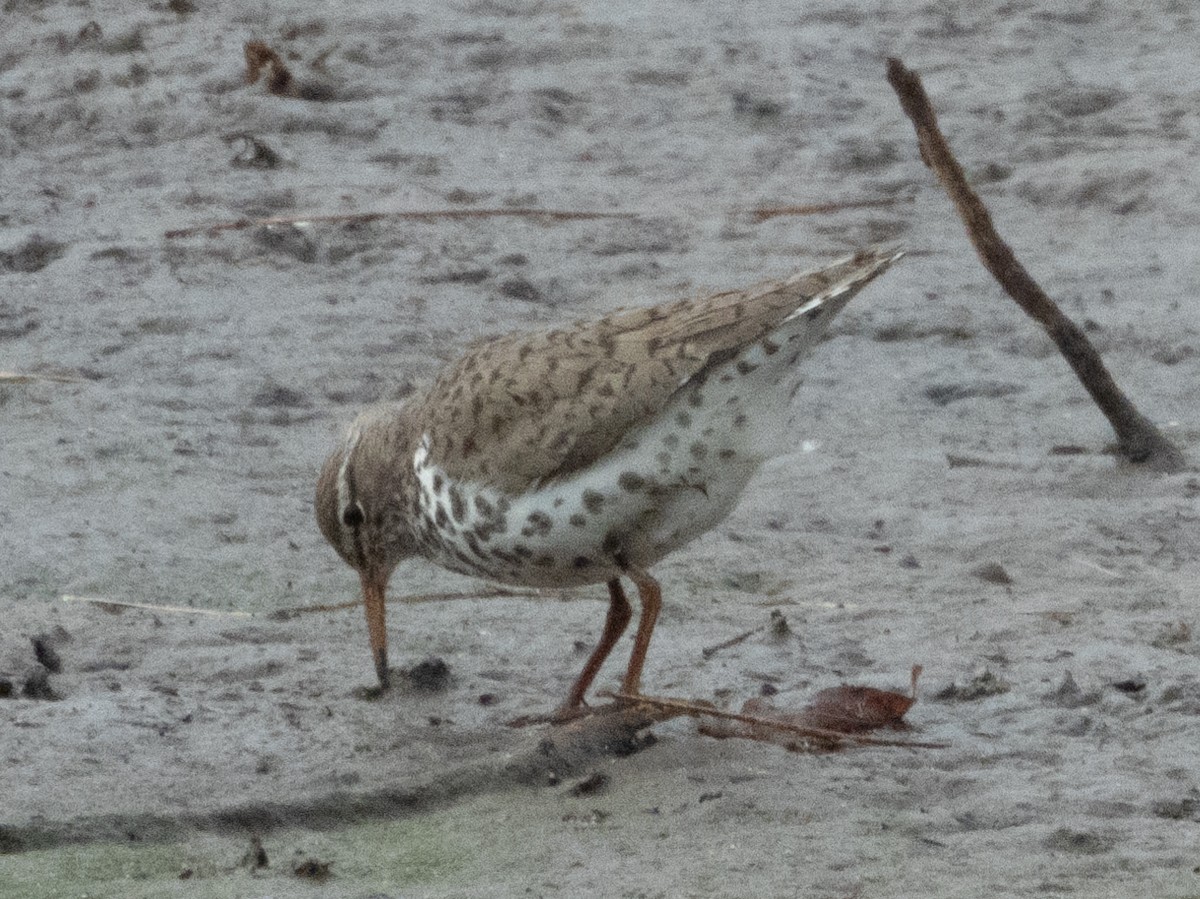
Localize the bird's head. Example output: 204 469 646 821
315 404 419 686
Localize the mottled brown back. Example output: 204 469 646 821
410 250 898 493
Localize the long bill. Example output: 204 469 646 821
360 570 390 688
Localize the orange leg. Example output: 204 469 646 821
360 570 390 688
559 579 633 713
620 567 662 698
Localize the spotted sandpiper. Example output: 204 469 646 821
316 249 901 713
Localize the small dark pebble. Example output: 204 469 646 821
759 682 779 697
292 857 332 880
698 791 724 803
569 772 610 797
478 692 498 706
971 562 1013 585
178 868 194 880
404 657 451 691
498 276 542 302
1112 677 1147 695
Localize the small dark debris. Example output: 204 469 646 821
924 382 1024 407
445 188 487 204
1049 444 1089 456
612 730 657 757
226 132 282 169
403 657 451 691
1045 671 1101 708
498 276 543 302
759 682 779 697
1151 790 1200 821
31 637 62 673
569 772 610 797
1111 677 1146 695
935 669 1010 702
478 692 498 706
89 246 137 262
292 857 332 880
946 454 987 468
899 553 921 569
971 562 1013 585
0 678 13 698
251 385 309 408
419 268 491 286
698 791 724 803
21 668 60 700
252 226 318 264
732 91 784 119
1 234 66 273
178 868 194 880
769 609 790 638
1044 827 1114 855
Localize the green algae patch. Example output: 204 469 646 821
0 842 192 899
0 793 516 899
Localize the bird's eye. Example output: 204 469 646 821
342 502 365 527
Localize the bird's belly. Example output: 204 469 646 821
410 402 766 587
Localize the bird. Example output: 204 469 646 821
315 248 902 717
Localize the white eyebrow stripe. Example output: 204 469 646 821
336 425 363 523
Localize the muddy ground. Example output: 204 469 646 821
2 1 1199 896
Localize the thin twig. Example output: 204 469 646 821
886 57 1185 472
604 691 948 749
701 625 765 659
61 595 251 617
749 195 912 223
164 208 636 240
274 587 546 616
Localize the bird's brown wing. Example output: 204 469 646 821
413 250 899 493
